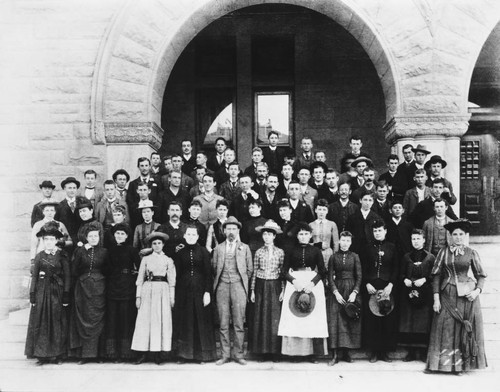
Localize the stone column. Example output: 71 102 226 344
384 114 470 214
103 122 164 178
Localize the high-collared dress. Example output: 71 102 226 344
310 218 339 271
104 243 141 360
279 243 328 356
251 245 285 354
399 248 435 348
172 243 216 361
131 251 176 352
327 250 362 349
25 249 70 359
427 245 487 372
69 245 109 358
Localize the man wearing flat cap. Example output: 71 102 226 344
424 155 457 205
31 180 58 227
212 216 253 366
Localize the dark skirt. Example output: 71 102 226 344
398 284 433 348
173 289 217 362
25 277 68 359
251 278 282 354
104 298 137 359
362 278 397 351
327 278 361 349
69 274 106 358
427 284 487 372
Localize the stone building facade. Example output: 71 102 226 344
1 0 499 317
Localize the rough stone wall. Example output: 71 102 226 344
0 0 124 315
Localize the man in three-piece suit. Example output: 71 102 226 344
212 216 253 366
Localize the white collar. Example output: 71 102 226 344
340 199 349 207
66 197 76 203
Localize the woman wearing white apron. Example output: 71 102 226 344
278 222 328 362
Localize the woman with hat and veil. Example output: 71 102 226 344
132 231 176 365
327 231 362 366
250 220 285 361
278 222 328 362
25 222 70 364
426 219 487 374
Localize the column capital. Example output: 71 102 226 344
383 114 471 144
102 122 164 150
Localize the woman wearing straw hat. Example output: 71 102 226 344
426 219 487 374
250 220 285 360
25 223 70 365
132 231 176 365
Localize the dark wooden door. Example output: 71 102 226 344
460 134 500 235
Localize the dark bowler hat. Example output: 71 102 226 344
411 144 431 155
427 155 447 168
222 216 242 229
343 301 361 320
368 290 395 317
289 291 316 317
145 231 169 244
39 180 56 189
36 221 63 239
444 218 472 234
350 156 373 168
61 177 81 189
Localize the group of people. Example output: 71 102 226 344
26 133 487 374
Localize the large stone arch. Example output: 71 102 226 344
90 0 401 166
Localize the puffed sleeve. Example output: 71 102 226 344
353 252 362 293
470 248 487 291
431 247 447 294
135 256 147 298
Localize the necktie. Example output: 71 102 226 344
70 201 75 213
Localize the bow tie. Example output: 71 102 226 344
450 245 465 256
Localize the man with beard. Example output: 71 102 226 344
349 157 373 193
327 182 359 233
261 173 281 221
212 216 253 366
252 162 269 196
351 167 377 205
157 201 187 258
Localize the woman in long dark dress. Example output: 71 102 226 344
327 231 362 365
104 223 140 362
69 221 108 364
399 229 435 362
250 220 285 360
173 225 217 363
427 219 487 374
25 223 70 364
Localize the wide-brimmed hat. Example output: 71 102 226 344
61 177 80 189
255 219 282 234
426 155 447 169
36 221 63 239
111 223 131 237
368 290 394 317
39 200 59 209
411 144 431 155
289 291 316 317
350 156 373 168
137 200 157 210
76 199 93 211
222 216 242 229
39 180 56 189
444 218 472 234
145 231 169 244
343 301 361 320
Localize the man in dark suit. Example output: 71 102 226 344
215 148 236 190
327 182 359 232
181 139 197 176
287 181 314 223
229 175 260 223
55 177 87 255
309 161 330 201
322 169 340 204
261 173 280 221
393 144 415 198
424 155 457 205
386 199 414 260
371 182 392 224
252 162 268 197
126 157 161 210
378 154 400 199
339 135 371 173
243 147 264 182
261 130 286 175
158 170 192 223
295 136 315 169
207 137 227 173
212 217 253 366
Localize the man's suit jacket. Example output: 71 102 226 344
207 152 225 173
422 216 454 254
300 185 318 210
289 198 314 223
346 209 381 258
261 191 279 221
77 187 104 210
351 184 376 204
410 197 458 228
403 186 431 217
425 177 457 205
219 180 241 205
262 146 286 175
182 155 197 176
386 218 414 258
295 153 315 169
126 176 161 208
327 200 359 232
55 197 87 245
158 187 192 223
229 192 260 223
95 198 129 227
371 199 392 224
212 240 253 295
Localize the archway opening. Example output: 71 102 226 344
159 4 387 169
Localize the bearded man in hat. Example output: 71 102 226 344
31 180 58 227
424 155 457 205
363 220 398 363
212 216 253 366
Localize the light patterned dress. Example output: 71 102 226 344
310 219 339 270
131 251 176 352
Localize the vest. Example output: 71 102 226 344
432 219 447 255
221 244 241 283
